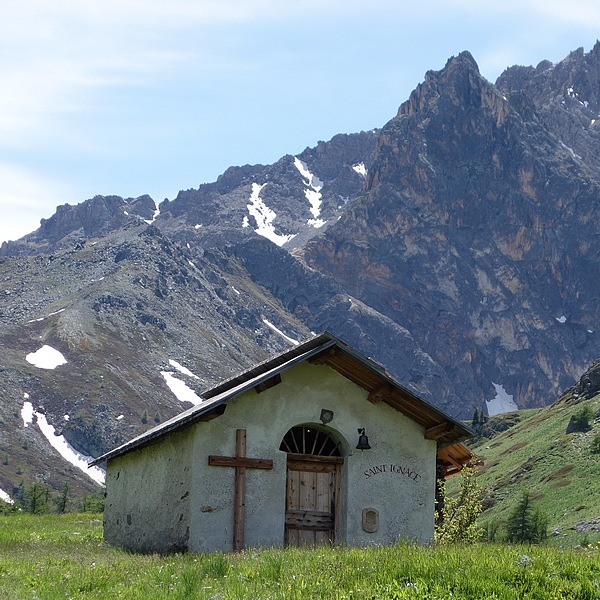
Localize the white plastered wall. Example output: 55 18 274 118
188 361 437 552
103 426 194 553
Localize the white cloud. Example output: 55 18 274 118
437 0 600 24
2 2 598 147
0 164 75 244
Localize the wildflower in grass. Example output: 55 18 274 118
516 554 534 567
586 541 600 552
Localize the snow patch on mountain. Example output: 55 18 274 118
144 202 161 225
0 488 13 505
486 383 519 416
21 400 34 427
246 183 296 246
25 345 67 370
294 157 323 191
169 359 199 379
27 309 65 323
263 319 299 345
160 371 203 405
21 399 105 485
352 162 367 178
294 157 326 228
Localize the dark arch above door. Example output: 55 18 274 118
279 425 342 457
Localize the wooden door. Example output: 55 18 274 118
284 455 342 547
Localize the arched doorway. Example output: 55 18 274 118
279 425 344 547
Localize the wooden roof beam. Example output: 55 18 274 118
445 455 463 470
309 346 340 365
424 421 455 440
444 467 463 478
368 383 394 403
254 373 282 394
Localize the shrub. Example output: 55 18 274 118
566 405 594 433
82 492 105 513
0 499 18 515
472 408 486 428
590 432 600 454
484 519 501 542
435 465 482 544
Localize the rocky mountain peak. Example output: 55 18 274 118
497 43 600 110
367 52 512 194
396 50 502 120
0 194 158 257
497 43 600 179
303 47 600 418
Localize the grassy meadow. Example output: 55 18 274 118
1 513 600 599
470 392 600 547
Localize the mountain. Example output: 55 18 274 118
300 50 600 414
497 43 600 181
1 46 600 502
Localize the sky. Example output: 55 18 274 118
2 1 600 245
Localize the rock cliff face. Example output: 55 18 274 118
562 359 600 403
1 46 600 499
300 51 600 414
0 195 158 256
497 43 600 180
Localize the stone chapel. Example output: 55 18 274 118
90 332 473 552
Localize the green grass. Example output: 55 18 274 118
469 392 600 546
1 514 600 599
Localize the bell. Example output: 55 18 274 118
356 428 371 450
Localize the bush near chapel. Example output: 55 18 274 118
435 465 482 544
566 405 594 433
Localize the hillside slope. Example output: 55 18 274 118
472 360 600 545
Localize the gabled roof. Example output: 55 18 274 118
90 332 473 469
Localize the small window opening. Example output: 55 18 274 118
279 425 341 456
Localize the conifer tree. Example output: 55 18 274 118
506 491 548 543
24 482 49 514
54 482 70 514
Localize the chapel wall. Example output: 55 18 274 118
188 362 437 551
103 427 194 553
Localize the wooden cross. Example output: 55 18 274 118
208 428 273 551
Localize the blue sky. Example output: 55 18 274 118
2 1 599 244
